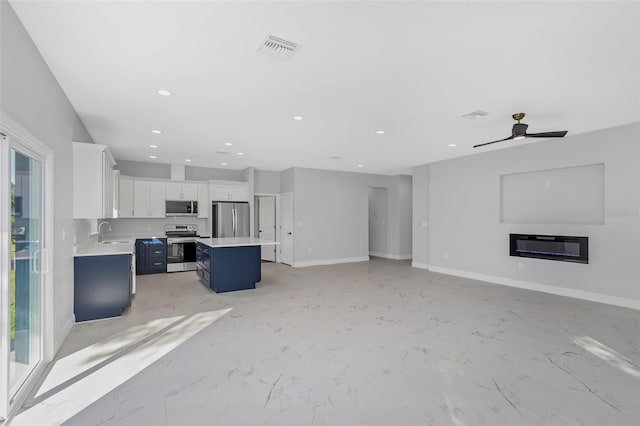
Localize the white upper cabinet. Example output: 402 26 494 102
209 180 249 202
118 176 135 218
165 182 198 200
134 180 165 217
73 142 116 219
197 183 209 218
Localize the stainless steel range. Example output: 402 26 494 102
165 224 199 272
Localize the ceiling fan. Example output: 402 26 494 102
473 113 568 148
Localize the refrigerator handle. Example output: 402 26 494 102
232 208 237 236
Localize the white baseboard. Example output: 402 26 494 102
294 256 370 268
412 263 639 310
411 261 431 270
370 251 412 260
55 314 76 354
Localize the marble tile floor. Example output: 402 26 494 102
14 258 640 426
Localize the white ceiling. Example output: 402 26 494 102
10 1 639 175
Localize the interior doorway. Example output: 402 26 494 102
255 195 277 262
368 187 388 258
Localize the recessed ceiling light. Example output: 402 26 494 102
149 144 158 148
293 116 303 121
149 155 157 159
185 159 192 162
448 144 457 147
237 152 244 156
376 130 385 134
461 110 489 120
157 89 172 96
220 162 227 166
225 142 233 146
357 164 364 168
151 129 162 134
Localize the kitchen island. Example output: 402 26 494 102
195 238 278 293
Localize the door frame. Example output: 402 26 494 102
254 193 279 263
279 192 294 266
0 113 54 421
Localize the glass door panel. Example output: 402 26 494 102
8 147 43 399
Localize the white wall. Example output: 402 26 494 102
1 1 94 352
104 217 207 236
412 123 640 307
291 168 412 266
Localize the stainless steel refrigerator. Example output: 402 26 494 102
211 202 250 238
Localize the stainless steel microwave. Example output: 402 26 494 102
166 200 198 216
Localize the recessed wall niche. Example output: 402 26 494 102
500 163 604 224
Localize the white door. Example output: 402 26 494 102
257 196 276 261
279 192 293 266
1 131 48 419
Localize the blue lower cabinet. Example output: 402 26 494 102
136 238 167 275
74 254 132 322
196 243 261 293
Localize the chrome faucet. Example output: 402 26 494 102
97 221 112 243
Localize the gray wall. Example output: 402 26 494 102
413 123 640 302
255 170 281 194
280 168 294 194
116 160 171 179
291 168 412 265
186 165 243 181
116 160 244 181
1 1 94 353
412 164 430 265
387 175 413 258
368 187 388 254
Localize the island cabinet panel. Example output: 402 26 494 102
196 242 261 293
74 254 132 322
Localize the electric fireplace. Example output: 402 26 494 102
510 234 589 264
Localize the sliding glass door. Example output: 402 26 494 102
1 132 45 420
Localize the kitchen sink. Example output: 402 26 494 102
101 240 130 245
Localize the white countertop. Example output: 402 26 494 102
196 237 279 248
74 233 165 257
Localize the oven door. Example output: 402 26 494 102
166 239 197 272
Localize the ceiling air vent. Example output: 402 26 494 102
257 35 299 60
461 110 489 120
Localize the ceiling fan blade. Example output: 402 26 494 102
525 131 568 138
473 136 513 148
